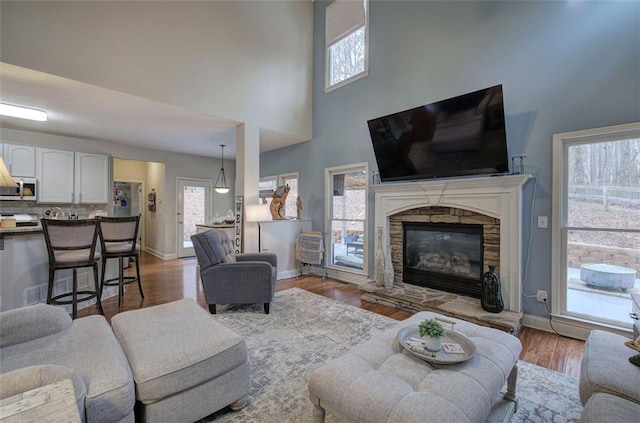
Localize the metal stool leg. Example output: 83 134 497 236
72 268 78 319
135 254 144 299
93 263 104 315
118 257 124 308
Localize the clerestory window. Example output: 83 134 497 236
325 0 369 92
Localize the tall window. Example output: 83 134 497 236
325 0 368 92
552 123 640 331
258 173 299 219
326 163 368 272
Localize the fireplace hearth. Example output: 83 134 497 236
404 222 483 298
371 174 532 313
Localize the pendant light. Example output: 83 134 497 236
214 144 230 194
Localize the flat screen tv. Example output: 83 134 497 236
367 85 509 182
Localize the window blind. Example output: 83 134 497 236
326 0 365 46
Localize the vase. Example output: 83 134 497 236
422 336 442 352
481 265 504 313
383 245 394 289
374 227 385 287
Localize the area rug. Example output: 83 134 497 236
199 288 582 422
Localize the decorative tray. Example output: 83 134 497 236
397 326 477 365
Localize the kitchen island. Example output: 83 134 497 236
0 224 118 312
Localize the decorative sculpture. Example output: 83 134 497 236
296 196 302 220
269 185 290 220
481 265 504 313
374 227 385 287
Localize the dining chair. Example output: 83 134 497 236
97 215 143 307
41 218 103 319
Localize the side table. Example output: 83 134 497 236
0 379 81 423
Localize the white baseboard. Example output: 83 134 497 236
277 269 300 280
143 247 176 260
326 268 370 285
523 314 632 341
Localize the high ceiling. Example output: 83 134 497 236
0 63 282 159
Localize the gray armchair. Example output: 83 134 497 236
191 229 277 314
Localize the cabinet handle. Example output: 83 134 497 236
631 313 639 320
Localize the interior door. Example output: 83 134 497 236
178 178 211 257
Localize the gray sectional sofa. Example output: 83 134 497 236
0 304 136 423
579 330 640 422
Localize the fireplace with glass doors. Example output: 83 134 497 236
403 222 484 298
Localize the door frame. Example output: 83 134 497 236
177 177 212 258
112 179 146 252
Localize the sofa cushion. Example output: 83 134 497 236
111 298 248 403
581 392 640 423
191 230 236 268
0 303 71 348
579 330 640 405
0 315 135 423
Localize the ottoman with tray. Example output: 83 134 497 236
111 299 250 423
308 311 522 423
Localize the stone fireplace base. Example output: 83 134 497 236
360 281 523 334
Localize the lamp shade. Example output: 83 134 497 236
245 204 271 223
0 155 17 188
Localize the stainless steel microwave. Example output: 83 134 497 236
0 177 37 201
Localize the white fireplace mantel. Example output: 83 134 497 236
372 174 532 312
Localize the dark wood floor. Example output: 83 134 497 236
78 252 584 379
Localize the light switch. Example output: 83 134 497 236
538 216 548 228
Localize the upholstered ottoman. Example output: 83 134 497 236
581 392 640 423
111 299 250 423
308 311 522 423
579 330 640 405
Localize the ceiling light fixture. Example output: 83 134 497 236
214 144 230 194
0 103 48 122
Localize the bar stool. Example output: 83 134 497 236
41 218 103 319
97 215 143 307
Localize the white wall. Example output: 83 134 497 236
0 1 313 144
263 0 640 321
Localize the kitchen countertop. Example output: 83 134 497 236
195 223 235 228
0 225 42 234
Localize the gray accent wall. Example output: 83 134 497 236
261 1 640 318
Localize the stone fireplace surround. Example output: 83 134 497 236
364 175 532 332
393 208 499 297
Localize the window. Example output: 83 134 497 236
279 172 299 218
552 123 640 331
326 163 368 272
258 173 299 219
325 0 368 91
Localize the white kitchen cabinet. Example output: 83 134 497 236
36 149 109 204
2 144 36 177
37 148 75 203
75 152 109 204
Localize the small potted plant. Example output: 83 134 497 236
418 318 446 352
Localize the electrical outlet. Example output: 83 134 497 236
537 216 548 228
536 290 548 302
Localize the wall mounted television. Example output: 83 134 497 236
367 85 509 182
